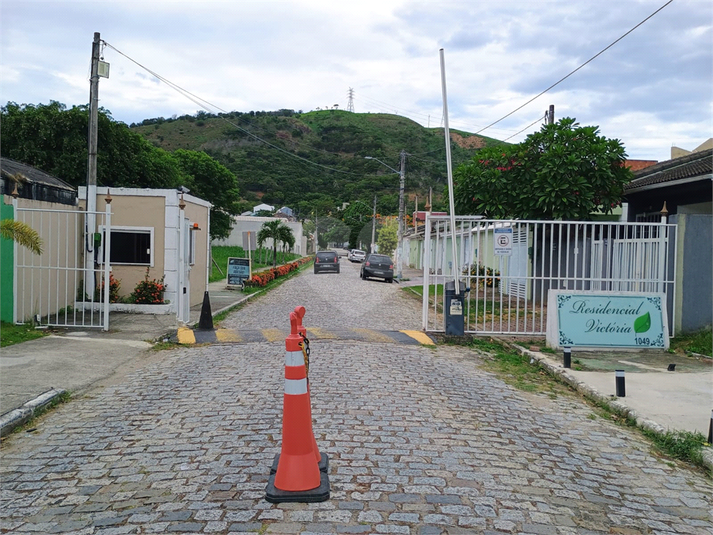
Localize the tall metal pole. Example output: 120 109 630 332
439 48 460 295
397 150 406 280
548 104 555 124
371 195 377 254
85 32 101 297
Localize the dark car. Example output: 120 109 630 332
314 251 340 274
360 254 394 283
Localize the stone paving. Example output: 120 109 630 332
1 261 711 534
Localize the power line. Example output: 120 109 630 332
103 42 364 177
502 112 548 142
474 0 674 135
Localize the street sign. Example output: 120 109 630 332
493 228 512 256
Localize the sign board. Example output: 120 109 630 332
546 291 669 350
493 228 512 256
227 257 251 286
242 231 257 252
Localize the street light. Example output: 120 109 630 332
364 152 406 280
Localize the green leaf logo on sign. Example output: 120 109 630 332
634 312 651 334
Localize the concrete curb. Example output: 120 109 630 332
0 388 67 437
506 343 713 474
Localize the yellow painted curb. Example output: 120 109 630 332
400 330 435 346
177 327 196 344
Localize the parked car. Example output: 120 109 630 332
314 250 340 274
348 249 366 263
360 254 394 283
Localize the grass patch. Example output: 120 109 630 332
670 327 712 357
210 246 302 283
641 428 709 467
0 321 47 347
461 336 568 397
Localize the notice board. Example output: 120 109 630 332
227 257 251 286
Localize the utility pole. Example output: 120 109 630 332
548 104 555 125
396 150 406 280
370 195 377 253
85 32 101 297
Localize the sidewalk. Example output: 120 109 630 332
1 273 711 472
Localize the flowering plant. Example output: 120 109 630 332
130 267 166 304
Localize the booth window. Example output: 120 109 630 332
102 227 154 265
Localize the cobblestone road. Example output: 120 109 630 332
1 261 711 534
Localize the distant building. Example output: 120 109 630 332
252 203 275 214
670 138 713 160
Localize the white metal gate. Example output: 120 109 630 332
13 201 112 330
422 216 676 336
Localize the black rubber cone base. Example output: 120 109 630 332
265 471 330 503
271 453 329 475
198 291 213 330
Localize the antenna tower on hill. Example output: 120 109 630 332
347 88 355 112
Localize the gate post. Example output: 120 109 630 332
102 195 112 331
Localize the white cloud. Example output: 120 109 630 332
1 0 711 161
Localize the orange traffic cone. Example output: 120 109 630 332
293 306 328 472
265 308 330 503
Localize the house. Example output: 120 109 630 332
1 158 211 327
252 203 275 214
624 147 712 333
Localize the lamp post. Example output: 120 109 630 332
365 152 406 280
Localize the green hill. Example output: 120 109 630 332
131 109 506 217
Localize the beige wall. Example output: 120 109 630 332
94 195 167 300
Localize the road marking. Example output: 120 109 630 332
307 327 339 339
400 330 435 346
261 328 284 342
351 328 398 343
177 327 196 344
216 329 242 343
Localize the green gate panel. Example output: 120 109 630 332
1 201 14 323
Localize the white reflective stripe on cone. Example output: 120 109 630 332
285 350 304 367
285 378 308 395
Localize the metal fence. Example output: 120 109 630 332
13 202 112 330
421 216 676 336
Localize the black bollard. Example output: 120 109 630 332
198 291 214 330
708 409 713 445
615 370 626 397
563 347 572 369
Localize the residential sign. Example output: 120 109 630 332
546 291 669 349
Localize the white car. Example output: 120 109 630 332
348 249 366 263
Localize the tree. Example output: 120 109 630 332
257 220 294 267
376 218 398 258
171 150 241 240
453 118 632 220
277 223 295 264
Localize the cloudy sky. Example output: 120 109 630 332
2 0 711 162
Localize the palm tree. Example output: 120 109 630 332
0 220 43 255
278 224 295 264
258 220 294 268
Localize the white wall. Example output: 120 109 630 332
213 216 304 255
